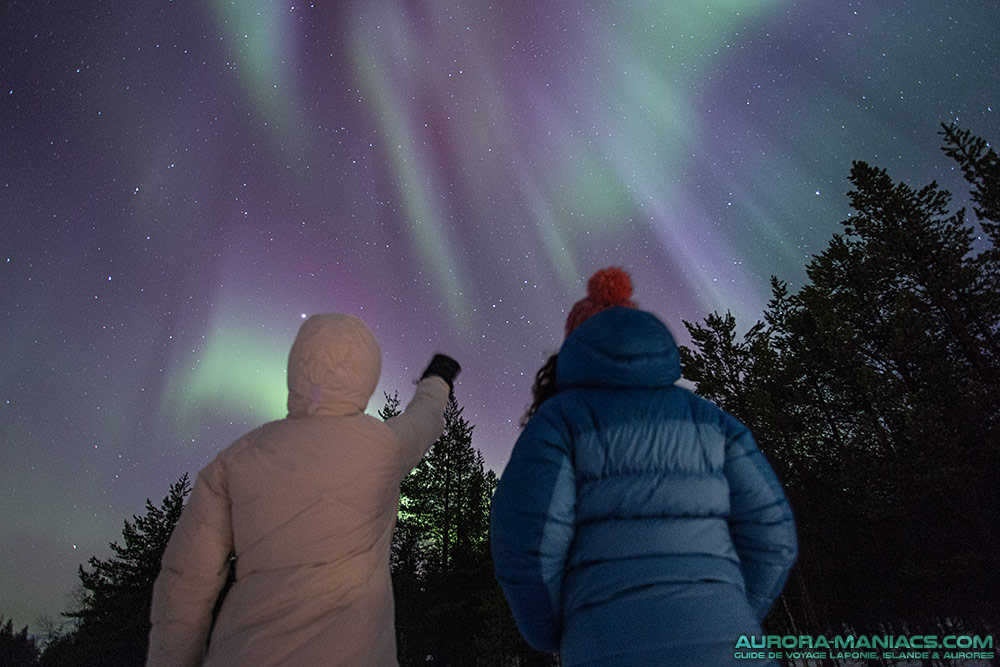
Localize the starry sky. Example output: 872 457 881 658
2 0 997 632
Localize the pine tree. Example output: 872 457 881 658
940 123 1000 230
39 476 191 667
388 396 483 665
381 392 554 666
680 129 1000 626
940 122 1000 368
0 616 40 667
789 160 998 618
679 311 767 419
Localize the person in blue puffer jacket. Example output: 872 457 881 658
490 267 797 667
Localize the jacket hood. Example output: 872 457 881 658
286 314 381 417
556 307 681 390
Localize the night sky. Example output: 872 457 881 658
2 0 997 632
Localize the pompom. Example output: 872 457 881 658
586 267 633 305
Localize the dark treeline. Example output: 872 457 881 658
20 477 193 667
4 124 997 666
680 124 1000 641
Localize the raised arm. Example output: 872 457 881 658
382 353 458 475
383 375 451 475
722 415 797 619
147 460 234 667
490 409 575 653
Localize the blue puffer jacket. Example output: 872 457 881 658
491 308 797 667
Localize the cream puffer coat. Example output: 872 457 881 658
146 314 450 667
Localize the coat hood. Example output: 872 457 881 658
556 307 681 390
286 314 381 417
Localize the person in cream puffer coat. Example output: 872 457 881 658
146 313 459 667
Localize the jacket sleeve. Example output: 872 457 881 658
490 409 575 653
722 415 797 619
384 375 450 476
147 458 234 667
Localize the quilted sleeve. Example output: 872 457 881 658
147 459 234 667
490 408 575 653
722 416 798 619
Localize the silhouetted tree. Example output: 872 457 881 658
940 122 1000 370
382 393 555 666
941 123 1000 230
680 127 1000 630
0 616 40 667
39 476 190 667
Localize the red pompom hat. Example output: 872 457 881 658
564 267 637 338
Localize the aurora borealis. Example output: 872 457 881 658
1 0 997 632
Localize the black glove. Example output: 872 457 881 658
421 354 461 391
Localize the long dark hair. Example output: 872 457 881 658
521 353 559 427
